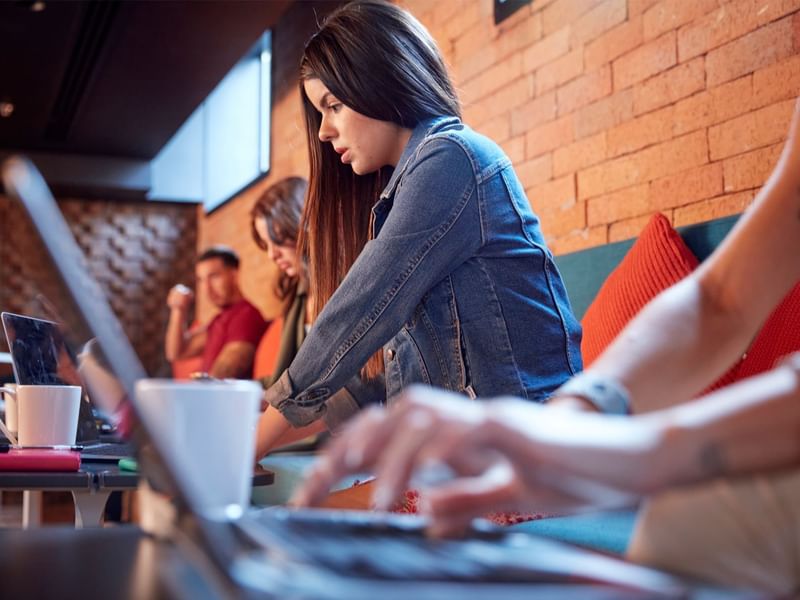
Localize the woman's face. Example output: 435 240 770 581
304 78 412 175
255 217 299 278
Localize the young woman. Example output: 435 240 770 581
251 176 312 387
255 0 581 458
295 100 800 594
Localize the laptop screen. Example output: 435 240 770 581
1 311 100 443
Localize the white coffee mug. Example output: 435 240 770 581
1 385 81 446
0 383 18 435
135 379 261 520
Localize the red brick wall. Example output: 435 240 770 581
202 0 800 305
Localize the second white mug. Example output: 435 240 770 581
7 385 82 446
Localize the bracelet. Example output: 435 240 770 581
549 373 631 415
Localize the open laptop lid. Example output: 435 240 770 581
1 156 243 592
1 311 100 443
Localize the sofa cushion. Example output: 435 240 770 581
580 213 699 367
733 281 800 379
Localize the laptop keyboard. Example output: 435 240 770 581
240 508 678 590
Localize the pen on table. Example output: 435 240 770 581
0 444 84 452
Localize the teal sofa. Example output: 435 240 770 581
510 214 739 554
256 214 741 556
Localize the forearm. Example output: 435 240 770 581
165 309 188 361
656 362 800 489
588 277 755 412
209 342 255 379
498 362 800 498
255 406 294 459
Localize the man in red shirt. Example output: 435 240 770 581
165 246 268 378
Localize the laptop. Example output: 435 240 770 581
1 311 135 461
1 155 698 598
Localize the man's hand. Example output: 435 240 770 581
167 284 194 312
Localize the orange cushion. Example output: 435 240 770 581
171 355 203 380
580 213 700 368
733 282 800 380
253 317 284 380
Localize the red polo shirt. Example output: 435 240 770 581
201 299 268 376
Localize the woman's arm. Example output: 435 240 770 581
265 140 482 426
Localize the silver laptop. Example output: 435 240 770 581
1 155 695 599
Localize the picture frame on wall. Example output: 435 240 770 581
494 0 533 25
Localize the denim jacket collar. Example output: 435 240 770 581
380 115 461 200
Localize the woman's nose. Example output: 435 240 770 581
318 115 335 142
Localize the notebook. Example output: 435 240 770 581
1 155 693 598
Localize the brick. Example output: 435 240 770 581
578 129 708 199
752 54 800 109
462 51 523 103
454 45 498 87
517 153 553 189
673 74 756 136
501 135 527 165
585 16 644 71
495 12 543 62
535 49 583 96
573 89 634 139
708 98 795 160
525 114 574 158
650 163 724 210
613 32 677 91
478 113 512 143
629 0 661 17
643 0 721 41
722 143 784 192
440 2 485 43
710 74 754 124
548 225 608 254
673 191 755 227
553 132 607 177
570 0 627 48
632 57 705 116
705 17 795 87
464 76 532 127
795 10 800 50
556 65 613 116
609 213 662 242
511 91 557 137
454 19 495 68
536 201 586 238
528 174 577 213
587 183 651 226
522 27 571 74
607 105 674 158
678 0 800 62
431 0 469 26
542 0 605 36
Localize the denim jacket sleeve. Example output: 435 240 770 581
266 138 482 426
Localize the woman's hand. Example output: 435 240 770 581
291 385 648 535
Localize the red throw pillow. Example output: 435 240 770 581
581 213 700 367
733 281 800 380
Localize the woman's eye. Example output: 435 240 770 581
329 103 342 114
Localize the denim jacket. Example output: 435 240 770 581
267 116 582 428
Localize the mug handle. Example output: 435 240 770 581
0 388 18 446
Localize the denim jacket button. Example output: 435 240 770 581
386 348 396 361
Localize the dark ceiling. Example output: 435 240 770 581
0 0 292 161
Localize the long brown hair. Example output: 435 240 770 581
299 0 461 378
250 176 308 306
